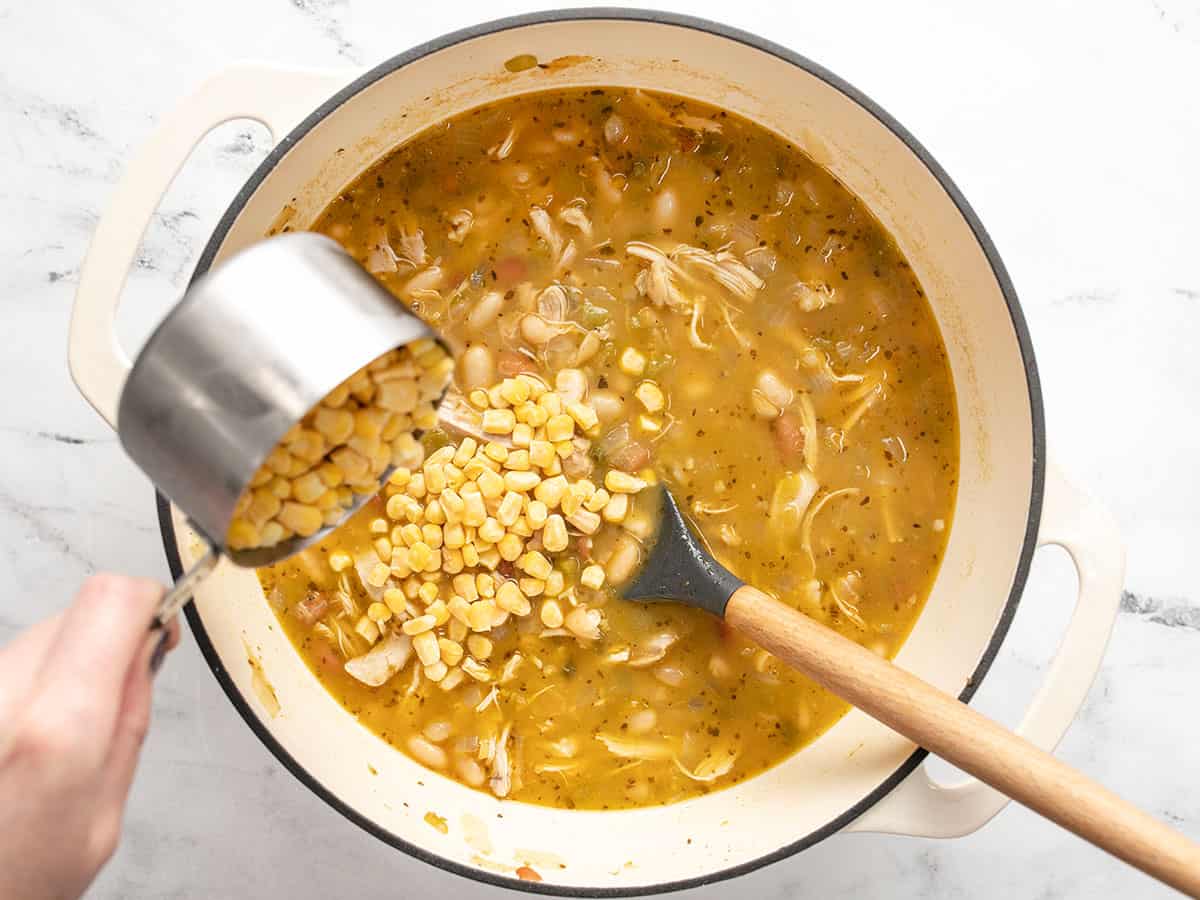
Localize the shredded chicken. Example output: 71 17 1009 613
344 633 413 687
489 124 520 160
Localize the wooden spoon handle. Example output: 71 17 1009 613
725 584 1200 897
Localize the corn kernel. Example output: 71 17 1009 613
438 638 464 667
476 573 496 598
226 518 260 550
403 576 423 600
427 599 450 626
355 616 381 644
313 407 355 443
554 440 574 459
468 389 490 409
499 377 531 405
440 488 465 522
475 468 505 499
544 569 566 596
463 491 488 527
379 414 406 443
462 543 480 567
373 536 392 561
560 492 583 518
545 414 575 442
424 462 447 494
511 422 533 448
447 620 468 643
503 449 532 471
619 346 647 376
447 595 472 624
568 508 602 534
442 522 466 549
413 631 440 665
418 581 440 605
504 471 540 493
523 499 548 530
406 472 427 499
451 574 478 603
379 587 403 615
278 502 323 537
519 550 553 580
442 546 464 574
603 493 630 523
581 565 606 589
605 470 647 494
482 408 516 434
490 533 519 562
509 518 533 538
540 599 565 628
402 614 436 636
424 499 446 525
408 541 434 571
467 600 496 632
528 440 556 469
541 514 569 552
478 517 505 544
634 381 666 413
585 488 611 513
478 546 502 570
566 401 599 433
519 577 545 597
366 602 392 623
421 523 443 549
538 392 563 417
467 634 494 660
496 492 524 527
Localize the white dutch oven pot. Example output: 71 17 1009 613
67 10 1125 895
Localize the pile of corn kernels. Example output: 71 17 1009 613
227 339 453 550
334 370 653 690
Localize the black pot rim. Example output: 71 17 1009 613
157 7 1045 897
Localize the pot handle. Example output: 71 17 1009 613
845 460 1124 838
67 63 349 429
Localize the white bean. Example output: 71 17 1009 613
605 532 642 585
590 389 625 424
520 314 559 346
407 735 448 769
467 291 504 332
456 754 486 787
423 720 453 743
555 368 588 403
460 344 495 391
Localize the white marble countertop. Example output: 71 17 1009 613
2 0 1197 897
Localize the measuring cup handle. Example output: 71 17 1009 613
67 64 348 428
154 543 221 627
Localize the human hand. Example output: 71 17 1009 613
0 574 179 900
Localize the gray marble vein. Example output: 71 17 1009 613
1 0 1197 898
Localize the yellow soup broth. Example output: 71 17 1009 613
259 88 957 810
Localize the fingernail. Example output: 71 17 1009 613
149 630 170 673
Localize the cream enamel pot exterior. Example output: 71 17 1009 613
67 10 1125 895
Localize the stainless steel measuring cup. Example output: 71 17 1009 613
71 232 448 624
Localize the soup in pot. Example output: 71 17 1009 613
258 87 958 810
